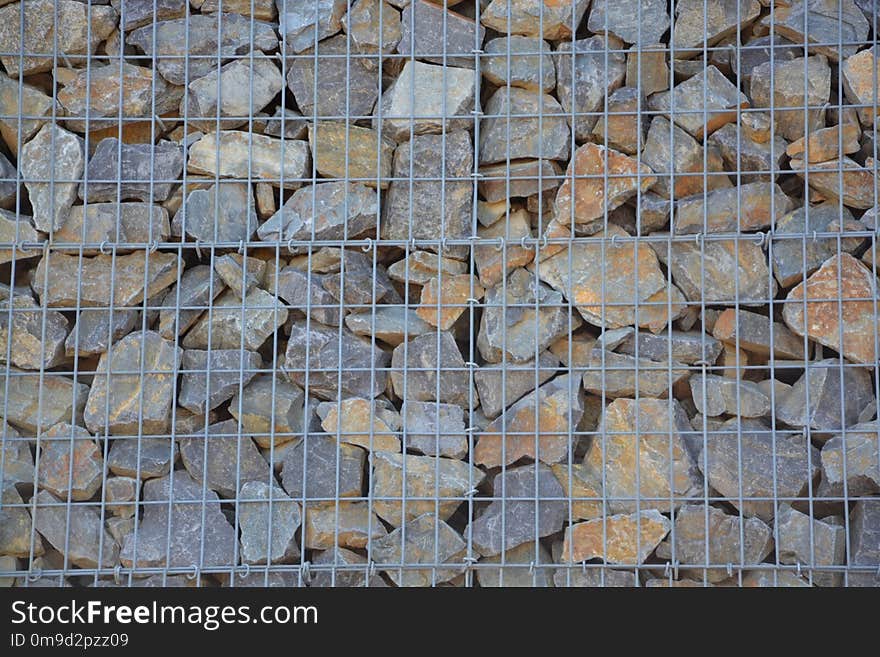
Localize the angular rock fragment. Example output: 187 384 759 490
474 375 582 468
550 463 604 521
771 0 868 61
582 349 691 398
345 306 434 347
320 397 400 452
656 504 773 582
478 541 554 588
777 503 845 586
561 510 671 564
302 501 387 550
33 490 117 568
114 0 187 31
554 143 656 227
287 35 379 120
286 320 389 400
372 513 466 587
790 156 877 209
239 481 301 564
480 87 570 163
786 122 862 163
0 296 68 370
371 451 483 527
848 499 880 586
474 351 559 420
213 254 265 298
107 437 176 481
36 424 103 501
0 0 117 76
617 330 723 364
229 375 312 448
399 1 484 68
84 331 180 436
479 159 561 204
105 476 138 518
390 332 475 408
650 65 749 139
698 418 819 521
0 369 88 434
178 349 261 414
591 86 643 155
185 55 283 130
750 56 831 141
654 236 776 305
157 265 223 340
128 14 278 85
187 130 309 189
274 267 340 327
309 546 386 587
184 287 288 351
342 0 402 59
176 182 258 243
588 0 670 45
641 116 732 199
20 124 83 233
1 422 33 489
0 484 42 558
626 44 669 97
552 35 626 141
0 73 54 155
672 0 761 59
821 422 880 496
469 463 567 557
417 274 481 330
481 0 590 40
712 308 807 360
842 46 880 126
707 122 788 184
387 250 468 286
179 420 269 498
400 400 467 459
56 203 170 249
473 209 534 288
80 139 183 204
775 359 875 433
373 60 474 142
782 254 879 364
258 181 377 245
673 183 792 235
482 36 555 92
689 374 771 418
0 211 38 266
277 0 346 53
120 472 236 568
308 122 393 188
281 434 365 500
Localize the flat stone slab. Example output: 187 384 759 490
672 183 793 235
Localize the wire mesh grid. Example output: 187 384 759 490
0 0 878 588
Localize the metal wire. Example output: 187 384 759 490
0 0 878 588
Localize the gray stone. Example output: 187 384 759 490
84 331 180 436
771 0 868 61
468 463 567 557
179 420 270 498
310 546 387 587
0 0 117 76
482 36 555 92
591 86 644 155
474 375 583 468
184 55 283 130
372 513 466 587
178 349 262 414
263 107 309 140
630 191 671 233
479 86 570 163
0 369 88 434
183 287 288 351
239 481 301 565
285 320 389 400
673 182 792 235
690 374 771 417
478 541 554 588
213 254 265 298
777 503 845 586
55 203 170 249
480 0 590 40
672 0 761 59
128 14 278 85
277 0 346 53
0 296 68 370
390 331 475 409
344 305 434 347
656 504 773 582
478 158 561 204
275 268 341 326
0 72 55 156
58 63 182 132
107 437 176 480
617 330 723 364
373 60 475 143
474 351 560 420
553 564 637 587
0 484 41 558
553 35 626 141
287 34 378 120
280 434 365 500
0 154 16 210
402 400 467 459
258 182 378 247
654 235 776 305
790 156 877 210
750 55 831 141
1 422 32 489
711 307 809 360
175 182 257 243
158 265 224 340
33 490 118 568
588 0 669 45
697 418 819 521
229 375 313 448
399 0 484 68
105 476 138 518
341 0 402 60
322 263 399 310
776 360 875 434
21 124 83 233
848 499 880 586
821 422 880 496
0 210 38 265
80 139 183 204
119 471 237 568
382 132 473 261
387 250 468 286
36 423 103 501
113 0 186 31
707 122 788 184
583 349 691 399
477 267 575 364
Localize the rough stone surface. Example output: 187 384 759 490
229 375 312 448
179 420 269 498
178 349 261 415
310 546 387 587
480 86 569 165
371 451 484 527
561 510 671 564
176 182 258 243
81 139 183 204
107 438 176 480
308 122 393 188
617 330 723 364
750 56 831 141
372 513 466 587
0 73 54 155
690 374 772 418
33 490 118 568
302 501 387 550
591 86 643 155
390 331 475 408
707 122 788 184
712 308 809 360
481 0 590 40
777 503 846 586
401 400 467 459
478 541 554 588
399 1 484 68
848 499 880 586
842 46 880 126
158 265 223 340
772 0 868 61
56 203 170 249
21 124 84 233
184 287 288 351
821 422 880 496
36 424 103 501
281 434 365 500
475 351 560 420
672 0 761 59
277 0 345 53
482 36 555 92
474 210 534 288
0 485 42 558
320 397 400 452
417 274 481 330
0 370 87 434
0 296 68 371
239 481 301 565
342 0 402 59
582 349 691 399
786 122 862 163
673 183 792 235
790 156 877 209
84 331 181 436
588 0 669 45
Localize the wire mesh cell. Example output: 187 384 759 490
0 0 879 589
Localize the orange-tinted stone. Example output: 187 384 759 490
416 274 482 330
320 398 401 452
560 510 671 563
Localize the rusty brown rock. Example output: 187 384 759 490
789 156 877 209
0 73 54 155
786 123 862 163
673 183 793 235
706 122 788 184
591 86 643 155
782 254 879 364
416 274 482 330
480 0 590 39
320 397 400 452
842 46 880 126
551 463 604 521
54 203 170 250
478 159 561 204
302 501 387 551
626 44 669 97
474 209 534 288
561 510 671 564
387 251 467 286
712 308 807 360
37 424 103 501
32 490 118 568
309 122 393 189
0 369 88 434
